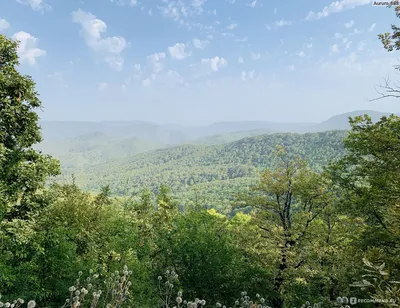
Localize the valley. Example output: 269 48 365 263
35 111 388 213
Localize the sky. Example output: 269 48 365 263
1 0 400 125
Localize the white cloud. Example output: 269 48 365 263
226 23 238 30
168 43 191 59
16 0 50 11
142 78 151 87
350 28 362 35
72 9 127 71
241 70 255 81
305 0 370 20
358 40 366 51
274 19 294 27
98 82 108 90
306 43 313 48
368 23 376 32
238 57 244 63
105 56 124 71
344 20 354 28
274 7 277 14
0 18 10 31
334 32 343 39
330 44 340 54
297 51 305 57
110 0 138 6
236 37 248 43
265 24 272 30
147 52 166 73
288 64 295 71
192 38 209 49
341 37 352 50
192 0 206 10
133 64 142 73
158 0 205 23
251 52 261 60
246 0 257 7
12 31 46 65
201 56 227 71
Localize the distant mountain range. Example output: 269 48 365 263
39 110 393 142
35 110 395 170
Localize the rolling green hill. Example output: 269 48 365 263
53 130 347 213
37 110 392 169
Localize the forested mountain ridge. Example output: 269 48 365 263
36 110 393 168
55 130 347 212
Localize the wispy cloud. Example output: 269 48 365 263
0 18 10 31
274 19 294 27
296 51 305 57
226 23 238 30
344 20 354 28
368 23 376 32
305 0 370 20
246 0 257 8
16 0 50 11
251 52 261 60
330 44 340 54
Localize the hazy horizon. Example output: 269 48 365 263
37 108 398 126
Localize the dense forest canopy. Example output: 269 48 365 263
0 5 400 308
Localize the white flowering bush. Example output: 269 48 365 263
0 299 36 308
155 269 271 308
0 266 132 308
0 266 274 308
215 291 271 308
157 268 206 308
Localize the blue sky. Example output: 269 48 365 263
1 0 400 124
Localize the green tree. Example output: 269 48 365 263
378 5 400 52
327 115 400 277
0 34 60 220
238 147 336 307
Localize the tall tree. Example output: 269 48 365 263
0 34 60 220
238 147 334 308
